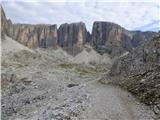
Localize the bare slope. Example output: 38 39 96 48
2 36 33 55
73 45 112 65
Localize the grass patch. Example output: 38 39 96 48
58 63 75 69
75 66 97 75
58 63 97 75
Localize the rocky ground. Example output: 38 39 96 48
101 35 160 120
1 36 157 120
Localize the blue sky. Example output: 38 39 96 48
1 0 160 32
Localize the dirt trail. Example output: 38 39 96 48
79 81 154 120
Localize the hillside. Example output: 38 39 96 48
2 36 33 55
101 35 160 119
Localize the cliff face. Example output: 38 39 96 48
91 22 132 56
58 22 89 54
1 7 89 51
1 6 57 48
1 6 158 56
12 24 57 48
91 21 157 57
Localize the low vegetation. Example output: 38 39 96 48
57 63 97 75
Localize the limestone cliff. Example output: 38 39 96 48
58 22 89 55
12 24 57 48
1 6 158 56
91 21 157 57
1 6 57 48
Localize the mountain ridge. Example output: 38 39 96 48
1 6 158 57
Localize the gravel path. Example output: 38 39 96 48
80 81 155 120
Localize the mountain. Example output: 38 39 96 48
1 6 158 57
91 21 157 57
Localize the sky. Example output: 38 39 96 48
1 0 160 32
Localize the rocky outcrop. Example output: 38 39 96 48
106 35 160 117
58 22 89 55
131 31 157 48
91 21 158 57
110 35 160 76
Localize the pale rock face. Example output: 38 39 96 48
11 24 58 48
77 27 84 49
1 6 158 56
1 6 57 48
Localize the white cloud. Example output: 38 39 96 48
1 0 160 32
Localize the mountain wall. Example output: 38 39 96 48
1 6 158 56
91 21 157 57
12 24 57 48
58 22 89 54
